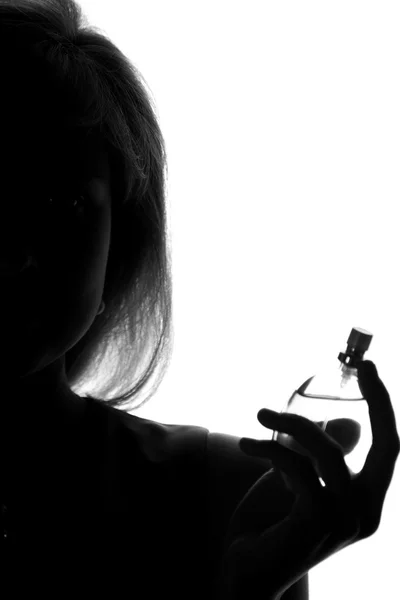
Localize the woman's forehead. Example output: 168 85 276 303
0 63 110 185
1 130 110 186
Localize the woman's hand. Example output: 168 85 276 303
218 360 400 599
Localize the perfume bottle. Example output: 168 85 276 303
272 327 373 485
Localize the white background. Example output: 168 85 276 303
79 2 399 597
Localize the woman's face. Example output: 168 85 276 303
0 139 112 382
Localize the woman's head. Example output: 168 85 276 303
0 0 173 412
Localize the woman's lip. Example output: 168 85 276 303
0 256 37 273
0 270 43 306
0 265 39 282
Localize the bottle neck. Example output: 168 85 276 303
338 344 365 368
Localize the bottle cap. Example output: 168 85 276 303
347 327 373 354
338 327 373 367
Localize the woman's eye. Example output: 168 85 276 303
45 191 89 216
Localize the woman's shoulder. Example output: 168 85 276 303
86 396 209 464
85 397 277 486
86 396 273 479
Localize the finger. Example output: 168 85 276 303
357 361 400 512
324 418 361 455
306 419 360 456
257 409 351 495
358 361 400 456
239 439 323 503
249 449 358 594
239 440 355 548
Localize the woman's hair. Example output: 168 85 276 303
0 0 173 412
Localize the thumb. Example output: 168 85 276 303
324 418 361 455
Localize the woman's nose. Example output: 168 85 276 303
0 253 37 275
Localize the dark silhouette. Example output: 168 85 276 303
0 2 398 599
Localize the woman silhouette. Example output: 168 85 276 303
0 2 398 599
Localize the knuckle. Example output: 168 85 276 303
382 437 400 458
391 437 400 455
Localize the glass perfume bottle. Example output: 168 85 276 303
271 327 373 485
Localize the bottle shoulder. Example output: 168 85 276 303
298 367 364 401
